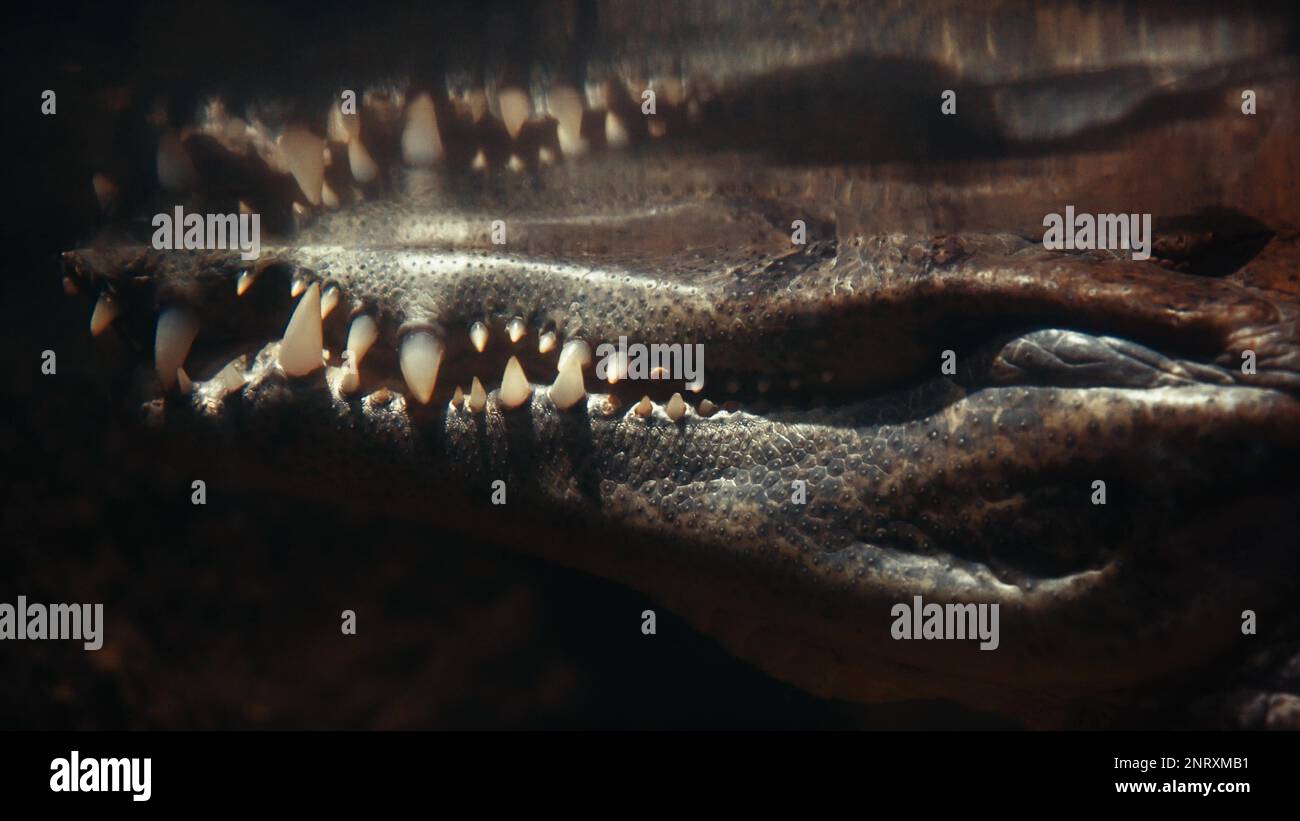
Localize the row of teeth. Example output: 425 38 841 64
95 280 735 421
122 78 691 213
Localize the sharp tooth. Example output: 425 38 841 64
348 136 379 183
499 356 532 409
176 367 193 394
401 93 443 166
507 317 526 343
538 145 557 166
155 307 199 391
321 181 340 209
90 292 118 336
291 276 307 298
470 149 488 172
604 111 630 148
157 131 198 192
538 330 556 353
451 385 465 409
346 314 378 366
214 361 247 395
647 119 668 139
498 87 530 139
506 154 525 173
399 331 443 404
698 398 717 417
557 339 592 372
236 269 255 296
548 355 586 410
470 321 488 352
547 85 586 156
468 376 487 412
279 282 324 377
279 127 325 205
634 396 653 417
665 393 686 421
339 360 360 395
320 285 340 319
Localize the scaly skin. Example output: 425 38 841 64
57 1 1300 726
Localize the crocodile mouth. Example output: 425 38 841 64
52 0 1300 725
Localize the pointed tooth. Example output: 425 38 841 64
548 355 586 410
339 360 361 395
320 285 340 319
498 87 531 139
604 111 630 148
291 276 307 298
176 367 193 394
279 282 324 377
348 136 379 183
155 306 199 391
469 321 489 352
607 349 627 385
557 339 592 372
346 314 378 366
507 317 526 343
547 85 586 156
321 181 340 209
698 399 717 417
214 361 247 396
89 292 118 336
236 269 256 296
279 127 325 205
506 154 525 173
470 149 488 172
402 93 443 166
499 356 532 409
538 145 557 166
538 330 556 354
468 376 487 412
634 396 653 417
665 393 686 421
399 331 443 404
451 385 465 409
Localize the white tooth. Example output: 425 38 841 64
321 181 340 209
236 269 255 296
320 285 340 319
155 307 199 391
451 385 465 409
470 321 489 352
548 355 586 410
402 93 443 166
470 149 488 172
506 154 525 173
348 136 379 183
468 376 487 412
339 360 361 395
698 398 717 417
538 330 556 353
279 127 326 206
399 331 443 403
498 87 531 139
91 173 116 210
507 317 526 343
665 392 686 421
538 145 557 166
607 349 627 385
90 293 118 336
634 396 653 417
647 119 668 139
547 85 586 156
176 367 193 394
291 277 307 298
346 314 379 366
157 131 198 192
279 282 324 377
557 339 592 372
604 111 629 148
214 361 247 395
327 103 356 144
499 356 532 409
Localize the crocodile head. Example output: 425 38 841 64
54 0 1300 727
